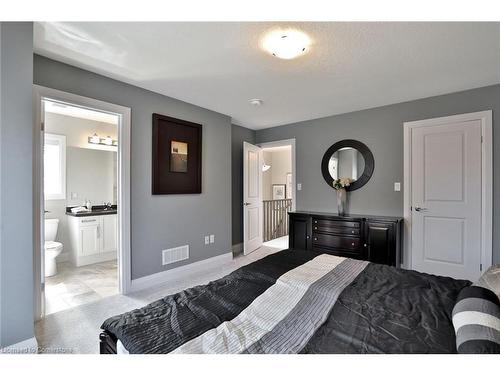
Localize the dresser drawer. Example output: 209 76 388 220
312 233 362 250
312 218 361 235
312 224 360 236
312 218 360 228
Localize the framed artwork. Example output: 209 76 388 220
170 141 188 173
272 184 286 200
152 113 202 194
286 173 292 199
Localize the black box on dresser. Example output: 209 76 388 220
288 211 403 267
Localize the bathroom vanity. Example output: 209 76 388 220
67 209 117 267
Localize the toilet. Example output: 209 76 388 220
45 218 63 277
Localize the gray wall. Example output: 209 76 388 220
34 55 232 280
255 84 500 264
262 149 292 200
0 23 34 347
231 124 256 248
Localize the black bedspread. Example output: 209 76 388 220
102 250 470 354
301 262 469 353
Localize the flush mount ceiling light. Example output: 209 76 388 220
249 98 263 106
262 29 311 60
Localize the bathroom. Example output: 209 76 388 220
43 100 119 315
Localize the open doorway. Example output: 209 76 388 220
34 86 131 319
242 139 296 255
261 142 294 249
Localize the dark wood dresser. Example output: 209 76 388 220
288 211 403 267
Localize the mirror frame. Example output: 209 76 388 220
321 139 374 192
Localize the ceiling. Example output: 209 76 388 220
34 22 500 130
262 145 292 152
44 100 119 124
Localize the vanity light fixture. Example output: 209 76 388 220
89 133 100 144
262 29 311 60
88 133 118 147
103 136 113 146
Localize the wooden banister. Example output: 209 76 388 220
263 199 292 242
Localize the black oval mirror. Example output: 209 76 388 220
321 139 374 191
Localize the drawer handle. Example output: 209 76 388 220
314 226 318 230
82 219 96 223
364 244 367 247
306 235 310 239
314 221 317 224
351 242 355 246
314 237 318 241
351 230 355 234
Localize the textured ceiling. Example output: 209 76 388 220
34 22 500 129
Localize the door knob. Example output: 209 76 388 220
414 207 428 212
243 202 251 206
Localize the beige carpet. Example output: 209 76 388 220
35 239 287 354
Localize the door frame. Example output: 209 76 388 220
403 110 492 272
33 85 132 319
257 138 297 212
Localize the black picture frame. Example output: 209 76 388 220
152 113 202 194
321 139 374 192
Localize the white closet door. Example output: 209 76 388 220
411 120 482 281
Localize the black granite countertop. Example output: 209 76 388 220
65 205 118 217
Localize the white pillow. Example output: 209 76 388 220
474 264 500 299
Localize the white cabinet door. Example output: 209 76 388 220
80 224 100 256
101 215 117 253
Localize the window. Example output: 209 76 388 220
44 133 66 200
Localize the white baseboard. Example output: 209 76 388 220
232 243 243 255
130 252 234 293
0 336 38 354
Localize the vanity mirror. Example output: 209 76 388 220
321 139 374 191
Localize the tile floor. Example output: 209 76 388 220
36 238 288 354
45 260 118 315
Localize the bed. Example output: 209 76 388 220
99 249 483 354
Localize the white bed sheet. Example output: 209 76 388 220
116 339 129 354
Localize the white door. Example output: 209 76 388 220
243 142 263 255
80 224 101 256
410 119 482 281
102 215 118 253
